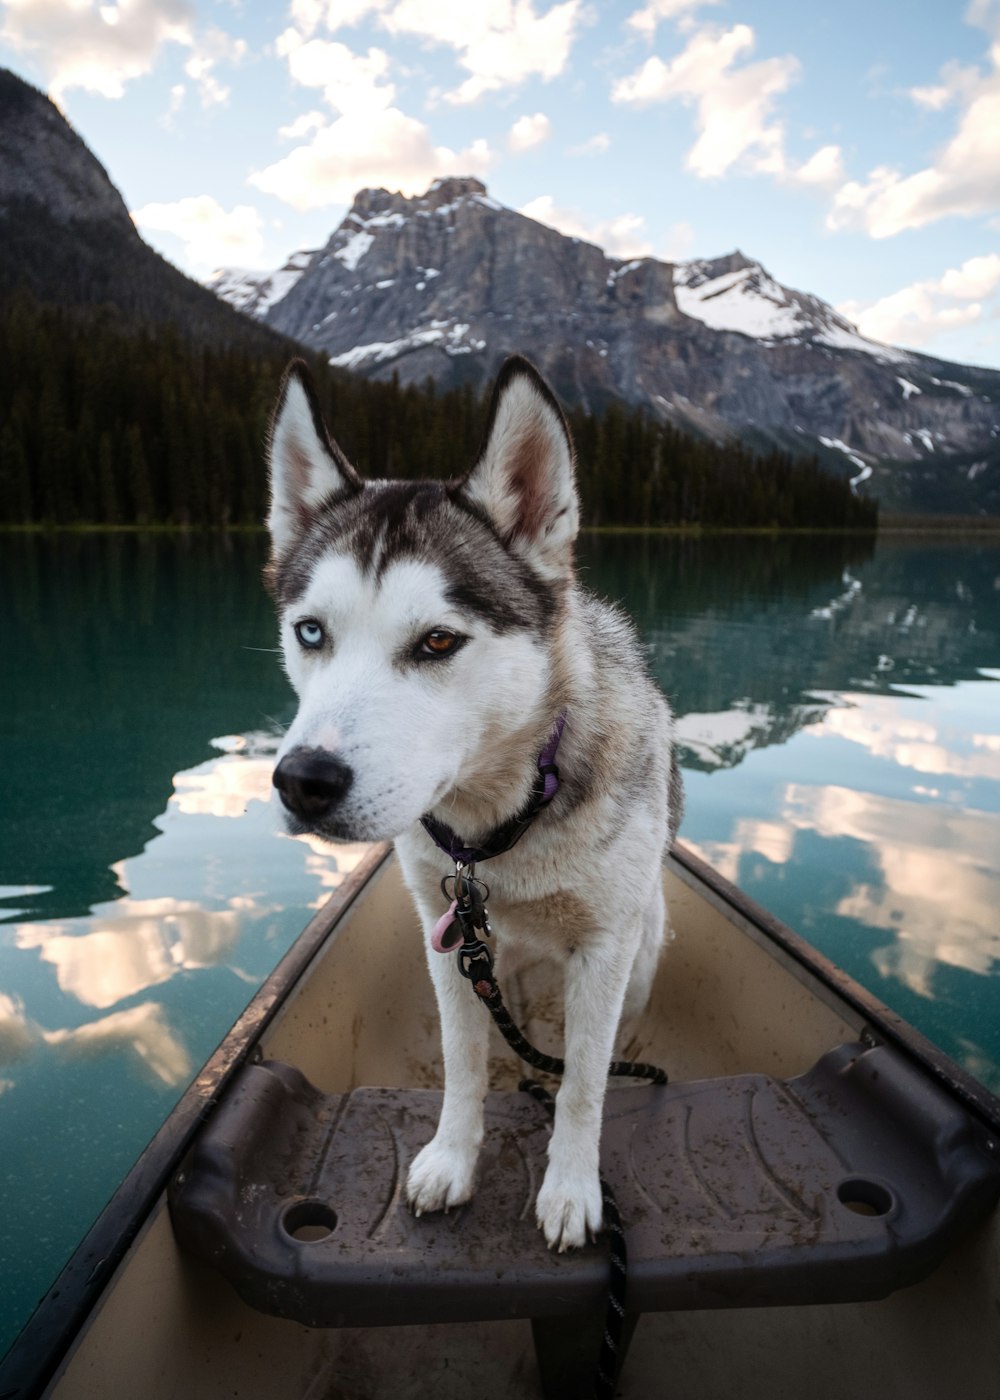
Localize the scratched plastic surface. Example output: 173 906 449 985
170 1042 999 1325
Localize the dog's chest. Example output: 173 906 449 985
485 884 597 955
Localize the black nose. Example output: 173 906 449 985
273 747 354 824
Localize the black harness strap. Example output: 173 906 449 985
419 712 566 866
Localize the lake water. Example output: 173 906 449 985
2 530 999 1359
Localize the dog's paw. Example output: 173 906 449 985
406 1138 477 1216
535 1163 604 1252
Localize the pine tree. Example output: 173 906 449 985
0 421 32 523
125 424 155 524
97 430 119 524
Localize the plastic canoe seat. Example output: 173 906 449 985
169 1040 999 1333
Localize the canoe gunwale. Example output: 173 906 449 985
0 842 393 1400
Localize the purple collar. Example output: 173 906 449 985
419 711 567 865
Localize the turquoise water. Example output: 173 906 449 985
2 531 999 1359
0 536 368 1359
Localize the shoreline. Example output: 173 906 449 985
4 520 1000 538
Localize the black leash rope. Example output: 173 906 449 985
519 1079 631 1400
463 949 668 1087
452 903 667 1400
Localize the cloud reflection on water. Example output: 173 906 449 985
817 693 1000 783
785 780 1000 992
0 993 33 1067
42 1003 193 1088
685 678 1000 1026
7 740 370 1093
16 904 244 1010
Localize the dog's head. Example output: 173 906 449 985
266 356 579 843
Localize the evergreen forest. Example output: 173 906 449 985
0 289 878 531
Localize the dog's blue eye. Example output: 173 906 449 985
294 619 325 649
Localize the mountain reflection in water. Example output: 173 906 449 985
579 532 1000 1093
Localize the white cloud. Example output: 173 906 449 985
966 0 1000 41
0 0 195 98
793 143 845 188
939 252 1000 298
132 194 265 272
278 108 327 139
612 23 799 179
183 26 246 107
909 60 981 111
249 107 494 211
837 253 1000 350
568 131 610 156
276 28 396 114
262 9 507 211
828 91 1000 236
163 80 186 125
507 110 551 152
828 12 1000 238
379 0 585 104
0 1 248 108
626 0 719 40
519 193 653 257
288 0 585 102
291 0 391 33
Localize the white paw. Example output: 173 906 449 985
535 1163 604 1252
406 1137 478 1216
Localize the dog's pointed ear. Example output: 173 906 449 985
459 356 579 577
267 360 362 554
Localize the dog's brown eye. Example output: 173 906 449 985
419 629 462 658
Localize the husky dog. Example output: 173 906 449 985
266 355 681 1251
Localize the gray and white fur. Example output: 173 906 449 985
266 355 682 1251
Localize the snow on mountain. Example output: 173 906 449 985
672 254 908 363
329 320 486 371
207 250 315 319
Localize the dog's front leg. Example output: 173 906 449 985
535 940 635 1251
406 943 490 1215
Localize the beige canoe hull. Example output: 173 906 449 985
35 847 1000 1399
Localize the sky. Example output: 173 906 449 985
2 0 1000 370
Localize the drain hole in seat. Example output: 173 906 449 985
283 1199 339 1242
836 1178 894 1217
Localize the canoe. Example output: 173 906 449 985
4 843 999 1400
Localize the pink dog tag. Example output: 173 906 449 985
431 900 460 953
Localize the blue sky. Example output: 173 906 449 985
2 0 1000 369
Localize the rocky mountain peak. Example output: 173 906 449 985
349 185 404 221
0 68 135 230
696 249 756 277
348 175 489 224
0 67 296 351
212 175 1000 512
422 175 488 209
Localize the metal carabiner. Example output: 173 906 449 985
458 936 494 981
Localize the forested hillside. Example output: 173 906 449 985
0 289 877 530
0 66 878 533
